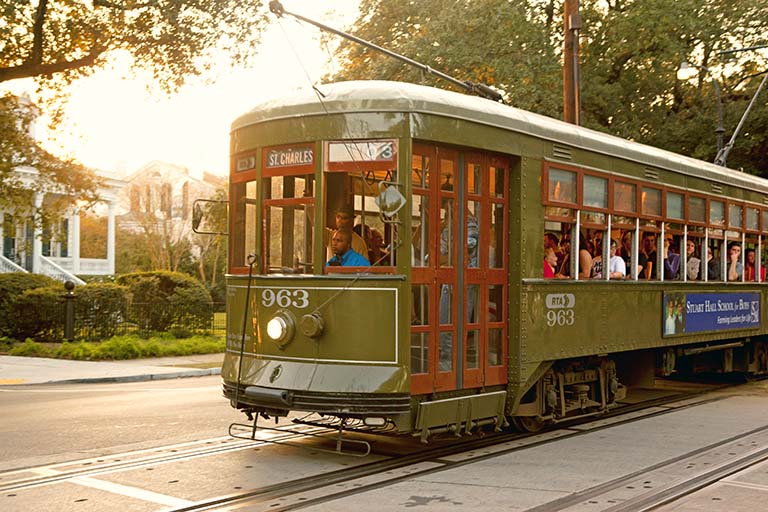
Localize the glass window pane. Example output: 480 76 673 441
689 197 706 222
614 182 637 213
490 163 505 198
584 175 608 209
582 211 606 225
467 162 482 195
410 332 429 375
747 208 759 230
764 211 768 233
411 284 429 326
642 187 662 216
466 329 479 369
548 168 576 203
710 201 725 226
440 197 456 267
667 192 684 220
488 328 503 367
439 284 453 325
490 204 504 268
412 154 429 189
439 331 453 371
232 181 258 267
729 204 743 228
266 204 311 272
412 195 430 267
489 284 503 321
467 201 480 268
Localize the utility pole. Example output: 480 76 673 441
563 0 582 125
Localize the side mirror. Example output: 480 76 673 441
192 203 203 231
375 183 406 218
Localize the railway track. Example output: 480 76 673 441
162 388 733 511
1 383 754 512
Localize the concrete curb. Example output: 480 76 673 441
1 368 222 386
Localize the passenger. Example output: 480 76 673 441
608 239 627 279
706 246 722 281
744 248 765 281
544 247 557 278
727 242 743 281
557 234 571 278
367 228 390 265
686 239 701 280
578 232 592 279
620 231 633 267
326 229 370 267
325 206 367 260
662 234 680 280
590 237 603 278
639 232 657 279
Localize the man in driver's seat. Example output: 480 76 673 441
326 205 368 259
326 229 370 267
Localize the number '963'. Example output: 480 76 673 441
261 289 309 309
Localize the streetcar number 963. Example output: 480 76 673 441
261 289 309 309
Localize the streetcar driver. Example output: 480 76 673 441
325 205 368 261
326 229 370 267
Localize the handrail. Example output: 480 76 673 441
40 255 85 285
0 254 27 273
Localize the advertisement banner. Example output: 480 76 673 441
663 292 761 337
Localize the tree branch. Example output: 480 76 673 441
0 50 103 83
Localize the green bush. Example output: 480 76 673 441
116 271 212 332
49 334 224 360
0 273 57 337
9 339 51 357
75 283 129 340
11 285 65 342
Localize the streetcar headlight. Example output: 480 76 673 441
266 317 287 340
265 310 296 348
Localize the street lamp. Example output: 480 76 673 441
677 61 725 155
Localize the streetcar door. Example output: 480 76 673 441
410 145 508 395
462 154 508 388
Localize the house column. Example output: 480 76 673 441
32 193 43 273
71 209 81 274
107 201 116 274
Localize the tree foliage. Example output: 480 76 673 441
0 0 269 219
331 0 768 176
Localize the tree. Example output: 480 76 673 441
0 0 269 217
331 0 768 176
0 93 100 225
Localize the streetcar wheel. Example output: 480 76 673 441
512 416 545 433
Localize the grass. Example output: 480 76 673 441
6 333 225 361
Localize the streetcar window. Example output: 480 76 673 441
641 187 662 217
584 175 608 209
412 195 430 267
667 192 684 220
263 174 314 274
710 201 725 226
729 204 743 229
689 196 706 223
548 169 576 204
614 182 637 213
231 180 258 269
747 208 759 231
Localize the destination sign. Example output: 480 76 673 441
328 140 396 163
265 147 314 168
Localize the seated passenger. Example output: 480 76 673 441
706 246 722 280
326 229 370 267
608 239 627 279
325 206 367 260
544 247 557 278
744 248 765 281
686 240 701 280
662 235 680 279
727 242 743 281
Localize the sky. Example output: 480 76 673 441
36 1 362 180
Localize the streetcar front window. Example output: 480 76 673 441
264 174 314 274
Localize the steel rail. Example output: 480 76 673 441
163 389 729 512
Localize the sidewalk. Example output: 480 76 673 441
0 353 224 386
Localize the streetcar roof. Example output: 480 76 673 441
232 80 768 193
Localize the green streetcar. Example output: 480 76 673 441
220 80 768 441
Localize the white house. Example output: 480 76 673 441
0 166 126 284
